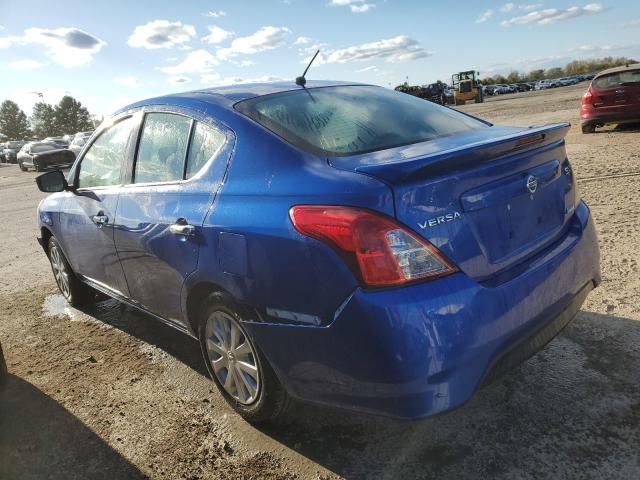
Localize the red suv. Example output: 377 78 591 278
581 63 640 133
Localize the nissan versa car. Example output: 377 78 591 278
581 63 640 133
35 81 600 422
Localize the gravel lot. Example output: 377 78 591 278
1 83 639 479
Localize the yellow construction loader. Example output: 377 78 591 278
451 71 484 105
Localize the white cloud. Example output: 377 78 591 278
217 26 291 60
356 65 378 72
476 9 494 23
200 73 283 86
519 3 543 11
500 3 515 12
351 3 374 12
160 49 219 75
114 76 145 87
0 34 19 49
314 36 430 64
294 36 312 45
201 25 234 45
329 0 375 13
8 58 46 70
203 10 226 18
168 75 191 85
128 20 196 49
501 3 606 26
22 27 106 67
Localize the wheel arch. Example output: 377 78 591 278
40 226 54 256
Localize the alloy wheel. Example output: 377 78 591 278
50 245 71 299
204 311 260 405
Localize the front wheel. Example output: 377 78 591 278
198 292 289 423
48 237 96 307
18 162 27 172
34 160 42 172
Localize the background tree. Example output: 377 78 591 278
54 96 93 134
545 67 565 79
528 69 546 81
0 100 31 140
506 71 522 83
31 102 57 138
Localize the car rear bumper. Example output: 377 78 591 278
245 201 600 419
581 109 640 125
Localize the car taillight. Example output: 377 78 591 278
289 206 457 287
581 89 593 106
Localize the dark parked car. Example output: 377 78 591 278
68 131 94 157
17 141 75 171
35 81 600 423
581 63 640 133
3 140 26 163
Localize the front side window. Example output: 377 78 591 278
134 113 191 183
78 116 135 189
236 85 487 156
185 122 226 179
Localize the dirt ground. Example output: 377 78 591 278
1 83 639 480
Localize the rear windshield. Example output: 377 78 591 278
593 70 640 88
235 85 487 156
32 143 56 153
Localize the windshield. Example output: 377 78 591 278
594 70 640 88
7 141 23 149
235 85 487 156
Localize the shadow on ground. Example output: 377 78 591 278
76 299 640 479
0 374 147 480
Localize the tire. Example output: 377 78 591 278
34 160 42 172
198 292 289 423
48 237 96 307
18 162 27 172
581 123 596 134
0 341 7 378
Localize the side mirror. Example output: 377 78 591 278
35 170 68 193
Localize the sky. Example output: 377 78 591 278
1 0 639 117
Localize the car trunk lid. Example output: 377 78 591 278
329 123 576 281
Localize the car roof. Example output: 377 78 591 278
595 63 640 77
116 80 370 114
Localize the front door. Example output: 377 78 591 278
114 111 228 324
59 116 138 296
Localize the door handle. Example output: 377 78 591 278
92 212 109 226
169 218 195 237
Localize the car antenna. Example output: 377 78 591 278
296 50 320 87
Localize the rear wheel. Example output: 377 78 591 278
198 292 289 423
581 123 596 134
48 237 96 307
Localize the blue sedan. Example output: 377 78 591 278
35 81 600 422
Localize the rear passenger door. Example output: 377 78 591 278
114 110 229 325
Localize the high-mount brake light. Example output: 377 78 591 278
290 206 457 287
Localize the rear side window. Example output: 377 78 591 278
78 116 135 188
185 122 226 179
134 113 191 183
593 70 640 88
235 85 486 156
